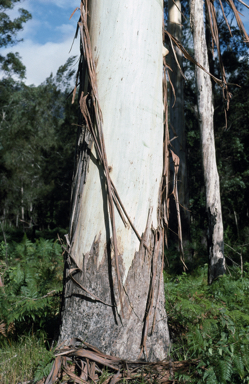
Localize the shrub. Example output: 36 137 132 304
165 264 249 383
0 235 64 342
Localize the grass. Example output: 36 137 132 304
1 235 249 383
0 335 48 384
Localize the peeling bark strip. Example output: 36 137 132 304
162 27 186 266
204 0 249 126
189 0 226 284
165 31 226 88
77 3 124 316
171 150 187 269
140 230 163 358
44 338 199 384
59 0 170 360
162 51 170 248
168 0 190 249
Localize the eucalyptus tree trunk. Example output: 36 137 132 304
59 0 170 361
168 0 190 246
190 0 226 283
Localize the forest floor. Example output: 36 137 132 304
1 235 249 383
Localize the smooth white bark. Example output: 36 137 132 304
190 0 225 283
73 0 164 280
60 0 170 361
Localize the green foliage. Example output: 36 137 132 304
0 235 64 341
0 1 31 48
0 0 32 78
216 56 249 251
166 265 249 383
34 348 55 383
0 57 78 231
0 51 26 78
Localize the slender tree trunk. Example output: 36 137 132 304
21 185 24 222
190 0 226 283
3 209 6 226
59 0 170 361
168 0 190 247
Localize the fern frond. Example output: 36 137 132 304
218 358 233 382
233 354 244 378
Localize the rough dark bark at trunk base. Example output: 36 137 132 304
59 229 169 362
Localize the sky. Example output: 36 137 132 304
2 0 80 86
2 0 249 86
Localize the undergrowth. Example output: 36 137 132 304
0 235 64 342
1 234 249 383
165 264 249 383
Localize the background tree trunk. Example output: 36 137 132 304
190 0 226 283
168 0 190 248
59 0 170 361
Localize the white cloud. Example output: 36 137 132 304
1 36 80 86
55 23 77 37
19 18 42 41
1 0 81 85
